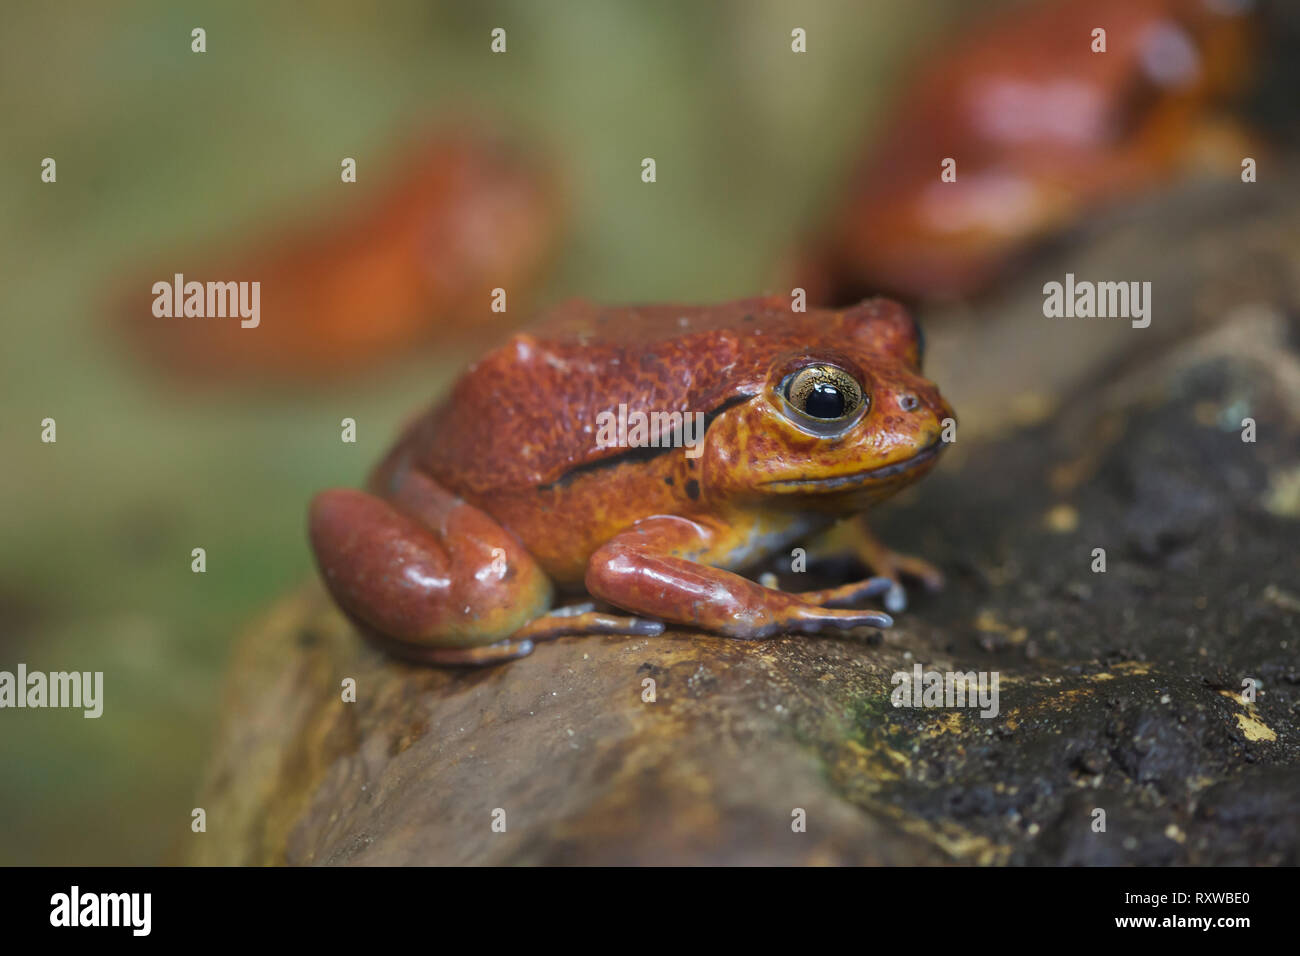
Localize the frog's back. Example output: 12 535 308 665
415 296 914 494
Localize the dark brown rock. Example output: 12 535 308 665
191 178 1300 865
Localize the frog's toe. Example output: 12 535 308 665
512 610 664 644
850 521 945 594
795 575 894 609
884 553 944 593
884 580 908 614
914 563 945 593
787 606 893 634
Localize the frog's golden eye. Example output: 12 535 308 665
783 364 866 423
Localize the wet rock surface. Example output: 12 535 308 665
191 183 1300 865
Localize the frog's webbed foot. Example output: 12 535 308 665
857 546 944 613
775 606 893 635
804 516 944 613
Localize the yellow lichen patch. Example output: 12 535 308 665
974 609 1027 644
1034 686 1097 711
1215 689 1279 742
839 737 908 785
1107 661 1153 676
927 711 965 737
1234 712 1277 742
875 803 1012 865
922 827 1009 866
991 664 1153 730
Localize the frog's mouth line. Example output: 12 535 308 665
762 440 943 492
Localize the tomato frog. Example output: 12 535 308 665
309 296 954 665
794 0 1257 304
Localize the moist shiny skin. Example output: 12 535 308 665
309 295 955 665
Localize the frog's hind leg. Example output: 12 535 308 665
363 631 538 666
362 603 663 667
308 470 555 657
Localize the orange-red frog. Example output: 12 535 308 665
795 0 1256 304
116 128 561 382
309 296 953 665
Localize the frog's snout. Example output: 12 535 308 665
898 383 954 455
912 383 954 429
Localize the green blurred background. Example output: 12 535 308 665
0 0 975 864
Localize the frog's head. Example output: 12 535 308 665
698 301 953 511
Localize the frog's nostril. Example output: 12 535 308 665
900 394 920 412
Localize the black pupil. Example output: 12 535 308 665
805 381 846 419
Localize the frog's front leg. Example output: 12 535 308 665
585 515 892 640
799 513 944 613
310 470 658 666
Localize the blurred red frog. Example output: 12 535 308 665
114 127 563 382
794 0 1257 305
